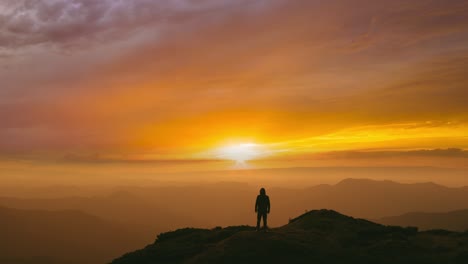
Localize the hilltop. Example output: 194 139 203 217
111 209 468 264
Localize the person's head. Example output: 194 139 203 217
260 188 266 195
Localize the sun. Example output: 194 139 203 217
216 143 263 164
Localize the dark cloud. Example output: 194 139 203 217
0 0 245 48
2 0 466 50
314 148 468 159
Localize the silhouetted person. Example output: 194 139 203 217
255 187 270 231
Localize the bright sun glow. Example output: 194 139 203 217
217 143 263 163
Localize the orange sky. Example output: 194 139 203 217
1 0 468 171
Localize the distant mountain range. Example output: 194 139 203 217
300 178 468 219
0 206 143 264
112 209 468 264
0 191 205 237
3 178 468 226
3 178 468 263
377 209 468 231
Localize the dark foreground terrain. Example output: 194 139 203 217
112 209 468 264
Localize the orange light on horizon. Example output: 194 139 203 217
215 143 266 163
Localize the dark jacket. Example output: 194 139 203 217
255 194 270 213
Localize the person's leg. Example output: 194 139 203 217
263 212 268 230
256 212 261 231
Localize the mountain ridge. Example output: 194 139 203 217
378 209 468 231
111 209 468 264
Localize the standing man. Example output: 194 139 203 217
255 187 270 231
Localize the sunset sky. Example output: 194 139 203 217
1 0 468 174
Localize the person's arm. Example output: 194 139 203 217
255 196 258 212
267 196 270 213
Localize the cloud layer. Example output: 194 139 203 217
0 0 241 48
0 0 467 162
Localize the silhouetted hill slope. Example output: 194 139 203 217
111 210 468 264
378 209 468 231
0 206 144 264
